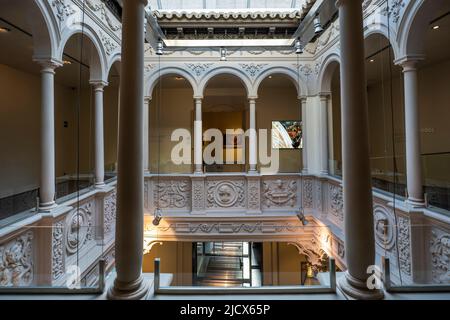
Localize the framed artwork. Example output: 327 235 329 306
272 120 302 149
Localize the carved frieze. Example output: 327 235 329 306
247 179 261 212
329 184 343 221
239 63 267 77
302 178 314 209
430 228 450 284
192 179 205 212
262 179 297 208
0 231 33 286
153 179 191 210
206 180 246 209
397 216 411 276
52 0 76 25
186 63 214 77
104 191 116 235
100 31 118 55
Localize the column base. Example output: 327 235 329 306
107 275 150 300
95 182 106 189
406 197 426 208
338 272 384 300
39 201 57 212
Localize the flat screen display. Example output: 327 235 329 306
271 120 302 149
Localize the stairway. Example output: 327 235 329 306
196 242 249 287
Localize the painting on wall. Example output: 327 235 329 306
272 120 302 149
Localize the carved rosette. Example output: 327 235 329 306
52 221 65 281
0 231 34 286
153 179 191 210
262 179 297 208
206 180 246 209
430 228 450 284
104 191 116 236
65 202 93 256
302 178 314 209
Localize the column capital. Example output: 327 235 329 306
144 96 152 103
248 97 258 103
298 95 307 102
34 58 63 73
319 92 331 100
194 97 203 103
394 55 425 70
90 80 108 91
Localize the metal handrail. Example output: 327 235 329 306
0 259 106 295
154 257 336 295
383 257 450 293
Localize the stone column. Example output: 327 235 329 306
398 59 425 207
91 81 107 188
194 97 203 174
143 96 151 174
249 98 257 173
108 0 149 300
336 0 383 299
300 96 308 173
36 59 61 211
319 94 329 175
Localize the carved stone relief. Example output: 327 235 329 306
329 184 343 221
104 191 116 236
373 204 396 250
153 179 191 210
397 216 411 276
247 179 261 211
430 228 450 284
206 180 246 208
65 202 93 256
192 179 205 212
0 231 33 286
302 178 313 209
262 179 297 208
52 221 65 281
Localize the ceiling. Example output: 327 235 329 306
148 0 307 11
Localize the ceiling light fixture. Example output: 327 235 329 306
0 27 11 33
63 60 72 65
370 59 375 63
152 208 162 226
313 15 324 34
220 47 227 61
433 25 440 30
297 209 308 226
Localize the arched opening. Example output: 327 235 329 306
104 61 120 180
403 1 450 210
320 60 342 177
364 33 405 197
150 73 194 174
202 74 248 173
54 33 104 200
257 74 302 173
0 1 54 222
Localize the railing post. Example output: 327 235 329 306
154 258 160 293
329 257 336 292
98 259 106 293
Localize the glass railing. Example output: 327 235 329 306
422 152 450 211
0 225 107 294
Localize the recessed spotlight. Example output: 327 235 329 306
63 60 72 65
370 59 375 63
433 25 440 30
0 27 11 33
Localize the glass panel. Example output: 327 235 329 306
423 153 450 211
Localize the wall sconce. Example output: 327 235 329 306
295 38 303 55
156 39 164 56
314 15 324 34
220 47 227 61
297 209 308 226
152 208 162 226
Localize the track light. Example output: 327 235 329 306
152 208 162 226
156 39 164 56
220 47 227 61
313 15 324 34
297 209 308 226
295 38 303 55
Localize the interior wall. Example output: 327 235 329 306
257 86 302 173
149 87 193 174
262 242 307 286
142 241 193 286
330 71 342 176
103 84 119 172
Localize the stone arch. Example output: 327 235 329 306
145 66 198 98
397 0 447 58
317 53 341 94
252 66 307 98
198 66 252 98
363 21 400 61
30 0 59 60
58 23 107 82
106 53 121 78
